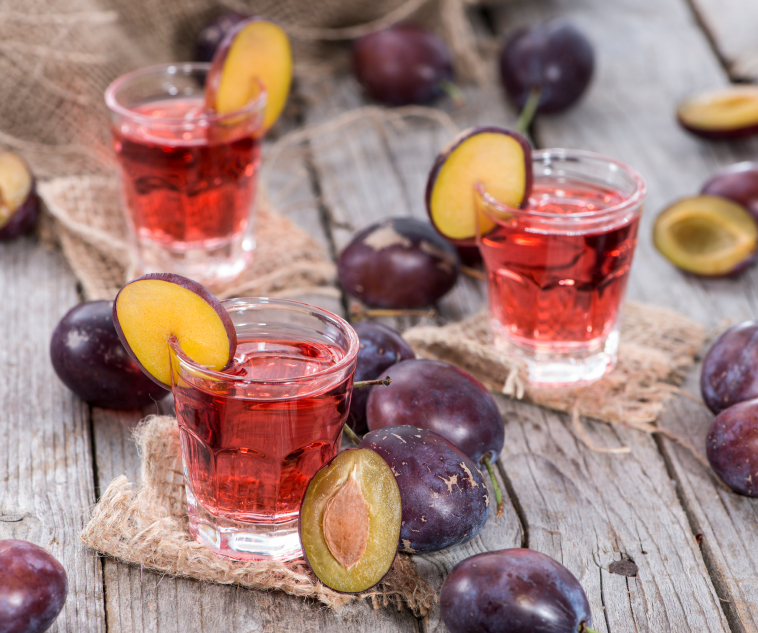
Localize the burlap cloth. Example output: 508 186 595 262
81 415 437 613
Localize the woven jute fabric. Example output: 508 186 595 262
81 415 438 614
37 175 337 300
403 301 709 430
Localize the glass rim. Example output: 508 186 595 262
104 62 267 125
476 148 646 222
169 297 360 386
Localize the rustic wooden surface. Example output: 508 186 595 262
4 0 758 631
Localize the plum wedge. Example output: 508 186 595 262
0 151 39 240
113 273 236 389
426 126 532 244
205 18 292 131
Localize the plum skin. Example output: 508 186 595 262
359 425 490 553
706 399 758 496
51 300 169 408
353 24 454 107
499 19 594 114
338 218 460 309
702 162 758 221
440 549 592 633
701 322 758 414
349 322 415 433
0 539 68 633
366 359 504 463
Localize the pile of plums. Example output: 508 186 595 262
0 539 68 633
654 162 758 277
701 322 758 496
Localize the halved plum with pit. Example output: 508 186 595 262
299 448 401 593
653 195 758 276
112 273 236 389
678 86 758 139
425 126 532 245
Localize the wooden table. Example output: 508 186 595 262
4 0 758 630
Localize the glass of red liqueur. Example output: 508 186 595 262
169 297 359 561
475 149 646 387
105 63 265 288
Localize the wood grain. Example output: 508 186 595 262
0 238 105 632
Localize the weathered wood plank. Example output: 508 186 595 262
0 237 105 632
492 0 758 630
688 0 758 81
90 148 419 632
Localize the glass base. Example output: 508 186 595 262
136 234 255 291
493 326 619 387
186 487 303 562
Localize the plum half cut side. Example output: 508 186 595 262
205 18 292 131
425 126 532 245
652 195 758 276
677 86 758 139
0 151 39 240
299 448 401 594
113 273 237 389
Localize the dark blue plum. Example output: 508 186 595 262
0 539 68 633
194 12 247 63
441 549 593 633
360 425 490 552
348 321 415 433
366 358 503 463
707 399 758 496
701 322 758 414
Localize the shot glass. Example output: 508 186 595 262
169 298 359 561
105 63 266 288
475 149 646 387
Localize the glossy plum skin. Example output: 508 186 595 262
701 322 758 414
349 322 415 433
51 300 169 408
440 549 592 633
499 19 594 114
0 540 68 633
353 24 453 106
360 425 489 552
702 162 758 221
338 218 460 309
366 359 504 463
706 399 758 496
194 12 247 63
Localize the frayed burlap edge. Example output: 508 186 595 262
37 175 337 301
403 301 708 446
81 415 437 615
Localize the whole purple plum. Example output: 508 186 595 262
353 24 454 106
0 540 68 633
499 19 594 114
702 162 758 221
440 549 593 633
338 218 460 309
349 321 415 433
707 399 758 496
50 300 169 408
360 425 489 552
701 321 758 414
366 358 503 463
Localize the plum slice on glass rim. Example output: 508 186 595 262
113 273 237 389
425 126 532 245
204 18 292 132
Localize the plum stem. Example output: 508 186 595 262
516 86 542 135
439 79 465 108
481 455 504 517
579 623 600 633
342 424 363 446
461 264 486 281
353 376 392 389
350 306 437 321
